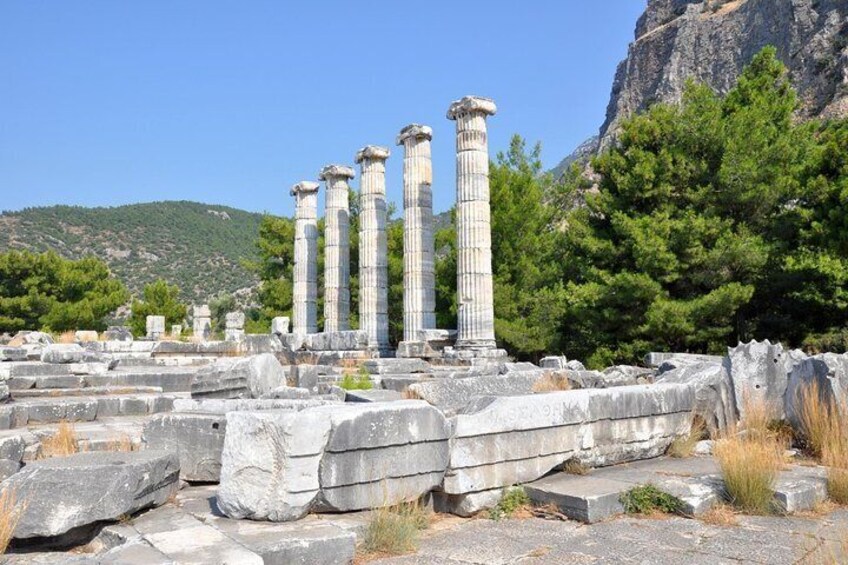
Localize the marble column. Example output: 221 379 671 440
447 96 497 350
397 124 436 343
290 181 320 335
355 146 391 351
318 165 355 333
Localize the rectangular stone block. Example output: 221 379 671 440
303 331 368 351
143 412 227 482
444 384 695 496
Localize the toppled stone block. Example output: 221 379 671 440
364 358 430 375
2 450 179 539
131 505 263 564
785 353 848 431
271 316 290 335
601 365 654 386
0 382 8 403
173 397 335 414
8 331 54 347
0 459 20 481
218 409 332 521
0 347 26 362
344 389 403 403
540 356 569 370
315 402 450 512
191 353 286 399
218 401 450 521
143 412 226 482
40 344 105 364
103 326 134 342
304 331 368 351
656 353 725 374
566 360 587 371
291 364 341 393
261 386 312 400
444 384 695 496
656 361 736 434
408 372 541 415
145 399 336 483
725 340 791 420
74 330 99 343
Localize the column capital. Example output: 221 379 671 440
396 124 433 145
319 164 355 181
290 181 320 197
355 145 391 164
447 95 497 120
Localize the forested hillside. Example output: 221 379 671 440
0 201 262 302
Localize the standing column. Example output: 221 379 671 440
397 124 436 343
355 146 391 351
291 181 320 334
319 165 355 333
447 96 497 350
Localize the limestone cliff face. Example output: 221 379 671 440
599 0 848 148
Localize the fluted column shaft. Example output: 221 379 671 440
448 96 497 349
356 146 390 350
398 125 436 342
291 181 320 334
319 165 354 333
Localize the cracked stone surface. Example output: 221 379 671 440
373 509 848 564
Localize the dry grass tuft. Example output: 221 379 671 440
561 459 589 475
714 431 783 514
668 416 707 458
796 379 836 459
0 488 24 554
795 380 848 504
55 331 77 344
359 500 429 558
39 420 79 458
105 434 135 453
699 503 738 526
401 387 421 400
714 395 784 514
532 372 571 393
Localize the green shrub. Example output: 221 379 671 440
488 487 530 520
620 485 684 515
339 368 373 391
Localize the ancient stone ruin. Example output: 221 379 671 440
0 95 845 563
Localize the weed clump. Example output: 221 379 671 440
360 501 429 557
620 484 684 516
340 366 373 391
488 487 530 520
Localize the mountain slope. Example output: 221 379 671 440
0 201 263 303
599 0 848 149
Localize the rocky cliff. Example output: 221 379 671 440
599 0 848 149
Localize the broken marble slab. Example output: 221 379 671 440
217 401 450 521
191 353 286 399
2 450 179 539
443 384 695 497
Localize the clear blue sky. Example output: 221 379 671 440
1 1 645 217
